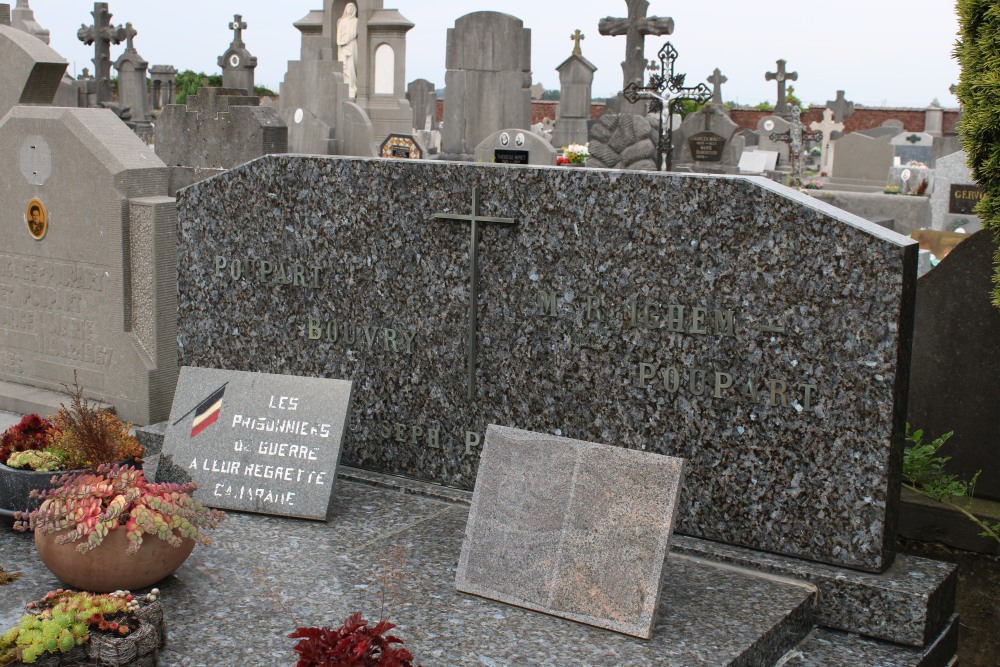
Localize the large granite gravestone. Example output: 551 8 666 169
175 156 916 572
0 106 176 424
441 12 531 158
0 24 65 117
892 131 934 166
158 366 353 519
674 105 743 172
456 425 685 638
907 229 1000 500
930 150 983 232
756 115 790 167
474 128 556 165
830 132 894 183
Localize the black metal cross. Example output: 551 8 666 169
765 59 798 116
623 41 711 171
768 106 822 186
434 188 518 401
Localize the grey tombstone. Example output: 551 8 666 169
891 131 934 166
456 425 685 638
10 0 47 44
0 105 176 424
0 24 65 118
441 12 531 158
924 99 944 137
858 120 905 139
77 2 127 108
908 230 1000 500
175 156 917 572
830 132 894 184
149 64 177 109
930 150 983 232
154 87 287 172
674 105 743 172
551 32 596 150
158 366 353 519
406 78 436 131
887 164 934 196
756 115 791 167
739 128 759 147
474 128 557 165
112 23 152 137
218 14 257 95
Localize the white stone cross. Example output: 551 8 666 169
809 108 844 173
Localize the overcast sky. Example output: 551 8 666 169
33 1 961 109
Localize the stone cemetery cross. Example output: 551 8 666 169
571 29 584 57
433 187 518 402
809 108 843 173
229 13 247 47
77 2 127 107
826 89 855 124
765 59 798 116
599 0 674 104
707 67 727 105
769 106 821 185
623 41 710 171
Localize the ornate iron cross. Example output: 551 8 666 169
623 41 711 171
768 106 822 186
434 188 518 402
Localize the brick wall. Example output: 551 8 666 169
435 99 608 125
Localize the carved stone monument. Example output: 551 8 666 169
77 2 127 108
112 23 152 137
218 14 257 95
765 59 798 117
11 0 47 44
552 29 597 150
598 0 673 114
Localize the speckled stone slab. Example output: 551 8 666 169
456 425 685 638
157 366 352 520
175 156 917 571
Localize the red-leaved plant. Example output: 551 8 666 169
0 413 57 465
288 613 422 667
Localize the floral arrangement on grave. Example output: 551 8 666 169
884 185 900 195
905 160 929 169
0 380 144 472
0 588 160 664
558 143 590 165
801 179 824 190
15 463 224 554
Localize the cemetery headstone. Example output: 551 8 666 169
175 155 917 572
219 14 257 95
442 12 531 158
739 128 759 147
379 133 423 159
598 0 674 114
809 108 843 174
891 131 934 167
765 59 797 116
77 2 127 108
756 115 791 167
908 229 1000 500
0 24 65 117
887 163 934 196
0 104 176 424
155 87 287 172
924 99 944 137
673 104 743 172
456 425 685 638
474 129 557 165
149 64 177 110
406 78 436 131
829 132 894 184
930 150 983 232
112 23 152 138
858 120 904 140
157 366 353 519
552 31 597 150
10 0 47 44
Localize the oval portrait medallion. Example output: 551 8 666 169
25 198 47 240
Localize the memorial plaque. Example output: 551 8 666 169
176 156 916 571
687 131 727 162
456 425 685 639
949 184 984 215
380 133 422 160
494 149 529 164
158 366 353 520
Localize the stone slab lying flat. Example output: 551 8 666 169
671 534 956 647
456 425 685 638
157 366 352 520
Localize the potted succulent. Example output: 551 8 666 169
0 381 144 517
0 588 165 666
15 464 224 593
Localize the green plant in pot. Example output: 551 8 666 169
0 381 145 516
15 464 224 593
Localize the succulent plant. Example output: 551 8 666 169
15 464 224 554
0 414 57 466
6 450 62 472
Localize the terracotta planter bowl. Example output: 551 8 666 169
35 526 195 592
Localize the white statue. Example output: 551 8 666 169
337 3 359 99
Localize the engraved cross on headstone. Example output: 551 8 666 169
571 29 585 56
707 68 727 105
434 188 518 401
77 2 127 106
229 14 247 47
905 134 922 144
765 59 798 116
599 0 674 104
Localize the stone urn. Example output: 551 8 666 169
34 526 195 593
